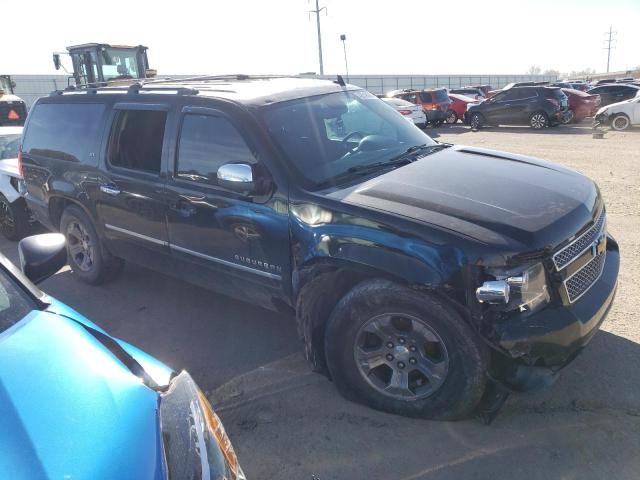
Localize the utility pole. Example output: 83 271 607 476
309 0 327 75
340 34 349 81
604 25 616 73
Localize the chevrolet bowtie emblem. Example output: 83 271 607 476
591 233 606 257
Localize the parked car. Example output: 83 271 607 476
594 90 640 130
21 77 619 420
0 233 245 480
449 88 484 100
447 93 477 124
486 81 548 98
387 88 451 126
469 85 493 97
381 97 427 128
586 84 640 107
466 86 568 129
561 88 601 123
0 126 32 240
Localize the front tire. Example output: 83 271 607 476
469 112 484 130
324 279 488 420
611 113 631 131
0 195 30 241
529 112 549 129
445 109 458 124
60 205 123 284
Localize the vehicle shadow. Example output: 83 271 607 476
212 329 640 480
38 263 302 391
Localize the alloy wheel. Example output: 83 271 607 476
354 313 449 400
66 221 95 272
530 113 547 129
612 115 630 131
446 110 457 124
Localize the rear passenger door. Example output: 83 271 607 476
96 103 170 261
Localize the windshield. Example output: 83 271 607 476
0 134 21 159
261 90 436 189
101 48 141 81
0 77 11 93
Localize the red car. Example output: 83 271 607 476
446 93 478 124
562 88 601 123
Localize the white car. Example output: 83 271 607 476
595 91 640 130
0 126 31 240
381 98 427 129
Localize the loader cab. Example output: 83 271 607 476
53 43 155 87
0 76 16 95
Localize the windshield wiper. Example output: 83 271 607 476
315 143 452 189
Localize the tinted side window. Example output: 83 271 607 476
108 109 167 174
22 103 105 164
176 114 256 186
419 92 433 103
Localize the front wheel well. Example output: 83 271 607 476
295 265 403 374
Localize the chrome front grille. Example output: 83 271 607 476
553 209 606 271
564 251 606 303
553 208 607 304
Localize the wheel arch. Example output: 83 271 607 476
293 254 462 374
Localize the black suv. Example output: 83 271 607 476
466 86 568 129
586 84 640 107
21 77 619 420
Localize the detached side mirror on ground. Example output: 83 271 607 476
18 233 67 284
217 163 255 194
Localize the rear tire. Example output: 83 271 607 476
529 112 549 129
611 113 631 131
561 109 575 124
60 205 123 284
445 109 458 124
324 279 488 420
0 195 30 241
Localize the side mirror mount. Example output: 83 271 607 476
217 163 255 194
53 53 61 71
18 233 67 284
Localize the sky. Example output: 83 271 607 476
2 0 639 76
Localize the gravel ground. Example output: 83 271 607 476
0 123 638 480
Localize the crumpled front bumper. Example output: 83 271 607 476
492 238 620 391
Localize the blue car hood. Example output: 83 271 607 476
0 310 166 480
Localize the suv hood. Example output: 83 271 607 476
333 145 599 251
0 311 165 480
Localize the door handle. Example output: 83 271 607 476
100 184 121 196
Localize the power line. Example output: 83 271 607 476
604 25 617 73
309 0 327 75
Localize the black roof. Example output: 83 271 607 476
50 75 359 107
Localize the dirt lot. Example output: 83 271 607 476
1 124 638 479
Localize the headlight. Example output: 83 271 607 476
596 106 608 116
476 263 550 313
160 371 246 480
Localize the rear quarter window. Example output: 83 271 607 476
22 103 105 165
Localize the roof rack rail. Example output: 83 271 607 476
49 84 200 97
146 74 301 85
